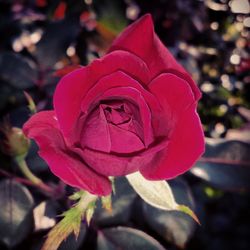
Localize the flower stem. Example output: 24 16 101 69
15 156 42 185
14 156 54 194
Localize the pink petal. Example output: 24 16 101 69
108 123 145 153
53 51 150 143
75 137 168 177
140 74 205 179
81 71 160 147
149 73 196 117
148 73 196 137
23 111 112 195
109 14 201 100
81 100 145 154
98 86 154 148
81 106 111 152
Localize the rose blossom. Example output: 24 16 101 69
23 14 205 195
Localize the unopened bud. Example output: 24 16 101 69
3 127 30 158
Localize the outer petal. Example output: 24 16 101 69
140 74 205 179
109 14 201 100
53 51 150 141
140 103 205 179
23 111 112 195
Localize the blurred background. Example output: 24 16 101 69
0 0 249 249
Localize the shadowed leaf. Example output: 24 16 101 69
0 52 38 89
142 179 198 248
97 226 166 250
191 139 250 190
0 180 34 248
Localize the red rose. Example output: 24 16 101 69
23 14 205 195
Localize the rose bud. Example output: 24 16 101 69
23 14 205 196
3 126 30 158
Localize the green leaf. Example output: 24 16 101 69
191 138 250 191
126 172 199 223
126 172 176 210
142 179 198 248
41 192 97 250
0 179 34 248
97 226 165 250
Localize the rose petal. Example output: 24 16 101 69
148 73 196 137
108 123 145 153
140 103 205 179
23 111 112 195
99 87 153 148
139 74 205 179
81 105 111 152
81 100 145 154
81 70 160 114
109 14 201 100
54 51 150 143
75 137 168 177
81 71 160 147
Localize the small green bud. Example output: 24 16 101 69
3 127 30 158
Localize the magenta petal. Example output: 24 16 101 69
99 86 154 148
81 106 111 152
140 74 205 179
76 138 168 177
108 123 145 153
109 14 201 100
81 71 159 147
76 147 152 177
81 70 156 114
148 73 196 137
83 100 145 154
53 51 150 142
149 73 196 119
140 103 205 180
23 111 112 195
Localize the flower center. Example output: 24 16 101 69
80 98 145 154
102 101 131 125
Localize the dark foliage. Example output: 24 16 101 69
0 0 249 249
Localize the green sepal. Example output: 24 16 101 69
41 191 97 250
